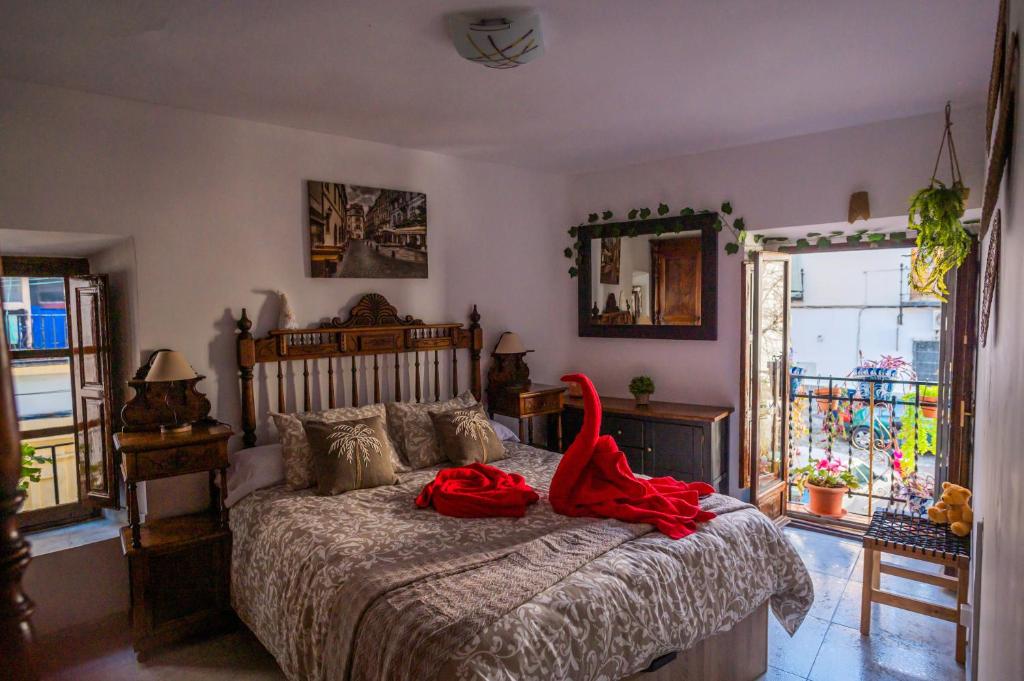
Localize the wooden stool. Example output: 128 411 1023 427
860 509 970 664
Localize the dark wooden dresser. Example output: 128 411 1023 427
562 395 732 493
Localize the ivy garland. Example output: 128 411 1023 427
564 201 914 278
565 201 748 278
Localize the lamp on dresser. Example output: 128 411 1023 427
486 331 565 450
115 351 234 661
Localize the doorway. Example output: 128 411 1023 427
741 242 978 529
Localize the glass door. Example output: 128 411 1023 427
741 251 791 520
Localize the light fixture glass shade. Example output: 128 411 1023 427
449 10 544 69
493 332 530 355
145 351 198 382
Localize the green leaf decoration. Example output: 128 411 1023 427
639 207 652 219
763 236 789 243
816 237 832 248
568 267 578 278
737 230 747 244
654 226 665 236
856 228 869 235
867 233 886 243
734 217 745 230
846 234 863 244
588 213 599 223
602 210 613 220
807 232 821 238
796 238 811 248
657 203 670 216
830 230 844 236
721 201 733 215
628 208 638 220
713 218 724 232
563 248 573 258
724 242 740 254
680 207 695 216
568 226 578 237
754 234 765 243
888 231 907 241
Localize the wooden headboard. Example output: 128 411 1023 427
236 293 483 447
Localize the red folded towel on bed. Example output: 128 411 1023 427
416 462 540 518
549 374 716 539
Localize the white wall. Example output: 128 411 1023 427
789 249 940 378
565 106 985 497
971 1 1024 677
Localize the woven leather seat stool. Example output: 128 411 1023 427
861 509 971 663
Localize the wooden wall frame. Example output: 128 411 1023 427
237 293 483 448
577 213 719 340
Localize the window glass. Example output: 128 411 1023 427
2 277 68 350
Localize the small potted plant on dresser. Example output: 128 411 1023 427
628 375 655 407
792 455 860 518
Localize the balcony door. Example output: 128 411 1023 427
741 251 791 521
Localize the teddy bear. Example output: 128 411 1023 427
927 481 974 537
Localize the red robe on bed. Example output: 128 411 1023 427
549 374 716 539
416 462 539 518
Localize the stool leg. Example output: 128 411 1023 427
860 547 874 635
956 563 969 664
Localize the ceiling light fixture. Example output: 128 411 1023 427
449 10 544 69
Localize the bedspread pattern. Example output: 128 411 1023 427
231 443 813 681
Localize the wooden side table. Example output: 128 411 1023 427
487 383 566 450
114 422 234 660
860 509 971 664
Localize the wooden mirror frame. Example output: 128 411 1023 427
577 212 718 340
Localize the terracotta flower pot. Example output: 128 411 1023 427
920 396 938 419
634 393 650 406
806 483 848 517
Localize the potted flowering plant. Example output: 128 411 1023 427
791 455 860 518
628 376 655 406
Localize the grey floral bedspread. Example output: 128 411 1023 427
230 443 813 681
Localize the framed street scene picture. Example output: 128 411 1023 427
308 181 427 278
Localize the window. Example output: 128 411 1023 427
2 257 117 531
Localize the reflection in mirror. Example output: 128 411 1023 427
590 231 701 326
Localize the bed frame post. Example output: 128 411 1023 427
237 308 258 448
469 304 483 401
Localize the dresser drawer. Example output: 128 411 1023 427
123 442 228 482
521 390 562 416
602 415 644 448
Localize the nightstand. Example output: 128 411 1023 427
114 423 233 660
487 383 566 450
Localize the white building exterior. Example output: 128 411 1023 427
790 248 940 380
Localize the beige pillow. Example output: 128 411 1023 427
430 406 505 466
385 391 478 469
271 403 405 490
303 416 399 495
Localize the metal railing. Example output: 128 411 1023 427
3 309 68 350
21 425 76 508
788 373 939 519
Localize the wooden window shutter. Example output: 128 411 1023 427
68 275 118 507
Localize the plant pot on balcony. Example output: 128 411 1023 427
806 483 848 518
920 396 938 419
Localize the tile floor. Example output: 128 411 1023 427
760 527 966 681
41 526 966 681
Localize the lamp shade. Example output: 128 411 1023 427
145 351 198 382
493 332 532 355
449 10 544 69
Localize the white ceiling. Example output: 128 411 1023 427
0 1 994 173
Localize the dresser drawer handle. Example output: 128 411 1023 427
646 447 652 452
616 430 623 436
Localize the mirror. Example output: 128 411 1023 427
577 214 718 340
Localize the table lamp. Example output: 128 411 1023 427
145 350 199 433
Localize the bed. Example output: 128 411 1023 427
231 294 813 681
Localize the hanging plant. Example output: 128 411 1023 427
908 103 971 301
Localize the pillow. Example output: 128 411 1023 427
302 415 399 495
431 406 506 466
489 419 519 443
385 391 479 469
271 403 405 490
224 443 284 508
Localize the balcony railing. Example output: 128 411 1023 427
788 372 939 520
20 425 77 512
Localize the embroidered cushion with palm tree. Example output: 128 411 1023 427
303 415 399 495
430 406 506 466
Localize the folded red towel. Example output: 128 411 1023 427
549 374 716 539
416 462 540 518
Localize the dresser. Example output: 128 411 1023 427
561 395 732 493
